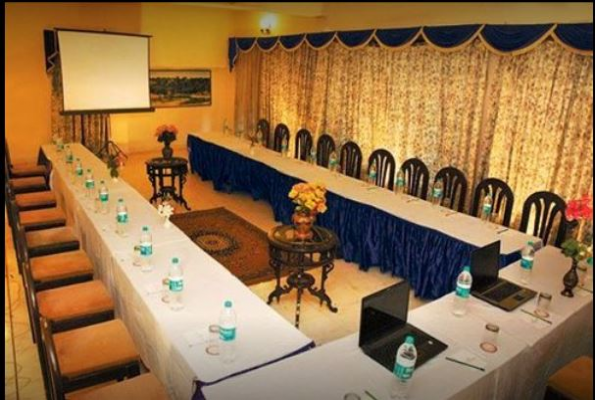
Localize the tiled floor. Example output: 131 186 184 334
5 147 426 398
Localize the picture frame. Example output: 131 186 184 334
149 69 212 108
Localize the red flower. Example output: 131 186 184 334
566 195 593 221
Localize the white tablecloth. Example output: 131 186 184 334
204 246 593 400
43 144 313 400
191 132 540 256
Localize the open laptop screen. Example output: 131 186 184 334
359 282 409 348
471 241 501 292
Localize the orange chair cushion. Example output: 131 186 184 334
20 207 66 229
548 356 593 400
11 164 47 178
37 280 114 323
10 176 47 190
66 373 170 400
30 250 93 283
54 319 140 380
15 191 57 209
26 227 78 249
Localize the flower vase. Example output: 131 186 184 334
561 259 579 298
162 142 174 159
292 212 315 241
164 216 172 229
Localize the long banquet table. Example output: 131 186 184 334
188 132 541 299
42 144 314 400
204 245 593 400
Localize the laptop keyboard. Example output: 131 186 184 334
484 282 521 303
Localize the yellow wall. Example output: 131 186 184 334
321 2 593 30
5 2 142 163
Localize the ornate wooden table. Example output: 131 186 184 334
146 157 191 210
267 225 339 328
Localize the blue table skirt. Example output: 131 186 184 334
188 135 520 300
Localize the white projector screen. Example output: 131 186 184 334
57 29 152 113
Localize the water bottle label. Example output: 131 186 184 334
100 193 109 202
169 278 183 292
76 167 83 176
433 188 443 198
140 244 152 256
483 204 492 214
66 154 73 163
117 212 128 223
220 326 236 342
394 364 414 380
370 172 377 179
85 180 95 189
396 178 405 187
456 285 470 299
521 258 533 271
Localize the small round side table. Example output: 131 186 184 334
146 157 191 210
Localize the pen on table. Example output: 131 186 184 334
496 228 509 234
364 390 379 400
578 286 593 294
445 357 486 372
521 309 553 325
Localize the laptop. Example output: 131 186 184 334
471 241 537 312
359 281 448 372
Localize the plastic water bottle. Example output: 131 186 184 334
168 257 184 311
74 158 84 185
256 127 264 145
140 226 153 272
98 180 109 214
309 147 317 164
481 192 493 222
329 151 338 171
431 179 444 206
281 136 289 157
520 241 535 285
219 300 237 363
55 136 64 152
453 266 473 317
390 335 417 399
64 145 73 165
84 169 95 198
368 160 378 185
395 170 407 195
115 198 129 236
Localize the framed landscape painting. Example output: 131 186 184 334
150 69 212 107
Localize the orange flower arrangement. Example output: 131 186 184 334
155 125 178 144
288 182 328 215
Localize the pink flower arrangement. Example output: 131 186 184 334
566 195 593 222
155 125 178 144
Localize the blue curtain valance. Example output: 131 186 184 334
229 23 593 70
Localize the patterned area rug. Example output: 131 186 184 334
170 208 275 286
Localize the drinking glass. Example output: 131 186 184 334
535 292 552 318
480 323 500 353
206 324 220 356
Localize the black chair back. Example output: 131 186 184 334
273 123 290 153
470 178 515 227
294 129 313 161
257 119 271 148
316 134 336 167
400 158 429 200
434 167 468 212
367 149 396 190
339 141 362 179
520 191 568 247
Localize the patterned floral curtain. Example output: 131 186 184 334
235 39 593 219
50 61 110 156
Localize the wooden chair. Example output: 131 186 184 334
15 221 93 291
294 128 313 161
367 149 396 190
400 158 430 200
257 119 271 148
520 191 569 247
5 138 48 178
434 166 468 212
41 317 141 399
5 156 50 194
470 178 514 227
316 134 336 168
67 373 170 400
545 356 593 400
272 123 290 153
9 198 66 232
21 222 80 258
339 141 362 179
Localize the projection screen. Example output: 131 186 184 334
57 29 152 113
